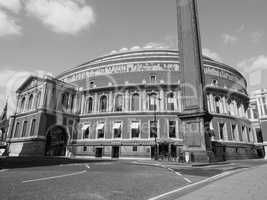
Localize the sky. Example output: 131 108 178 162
0 0 267 115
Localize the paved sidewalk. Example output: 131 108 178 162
0 156 114 169
178 163 267 200
130 159 230 168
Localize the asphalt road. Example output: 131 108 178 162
0 161 191 200
1 159 267 200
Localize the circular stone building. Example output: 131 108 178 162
7 49 260 161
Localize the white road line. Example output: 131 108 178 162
0 169 8 173
147 170 234 200
22 170 87 183
175 172 182 176
167 167 174 172
183 177 192 183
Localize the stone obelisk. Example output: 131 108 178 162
177 0 212 162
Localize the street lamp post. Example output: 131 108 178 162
153 97 161 160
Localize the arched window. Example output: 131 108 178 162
69 94 75 112
167 93 175 111
27 94 33 110
61 93 69 110
148 93 157 111
87 97 93 113
14 122 20 137
215 96 222 113
83 127 90 139
131 93 139 111
30 119 36 136
20 97 26 112
212 79 218 86
35 92 41 108
115 94 123 112
21 121 28 137
100 95 107 112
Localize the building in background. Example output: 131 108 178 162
0 102 9 154
247 89 266 157
5 49 262 161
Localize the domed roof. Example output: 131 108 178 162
56 49 245 82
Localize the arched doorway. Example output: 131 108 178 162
45 126 68 156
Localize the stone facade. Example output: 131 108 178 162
6 49 260 161
247 89 267 158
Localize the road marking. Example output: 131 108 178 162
175 172 182 176
0 169 8 173
183 177 192 183
22 170 87 183
166 167 192 183
59 163 86 167
94 162 112 165
147 170 234 200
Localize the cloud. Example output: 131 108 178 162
25 0 95 35
0 69 52 116
221 33 238 45
249 31 264 43
202 48 222 62
143 42 170 49
237 55 267 86
236 24 245 33
0 0 21 13
0 9 22 36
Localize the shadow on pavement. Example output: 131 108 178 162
0 157 115 169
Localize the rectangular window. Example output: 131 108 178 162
21 121 28 137
30 119 36 136
96 123 105 138
148 94 157 111
150 75 156 83
83 125 90 139
247 127 251 142
169 121 176 138
232 124 236 140
113 122 122 138
242 126 246 141
14 122 20 137
83 146 87 151
131 121 140 138
132 146 137 151
150 121 157 138
219 123 225 140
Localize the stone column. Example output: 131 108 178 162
24 95 29 112
125 90 129 112
233 100 238 116
142 90 146 111
178 90 182 112
222 96 227 114
256 98 262 117
68 94 73 113
81 93 85 114
253 129 258 143
160 89 164 111
109 91 113 112
72 93 78 114
259 97 265 116
209 94 215 113
94 93 98 113
207 94 211 113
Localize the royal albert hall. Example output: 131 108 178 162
6 49 261 161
